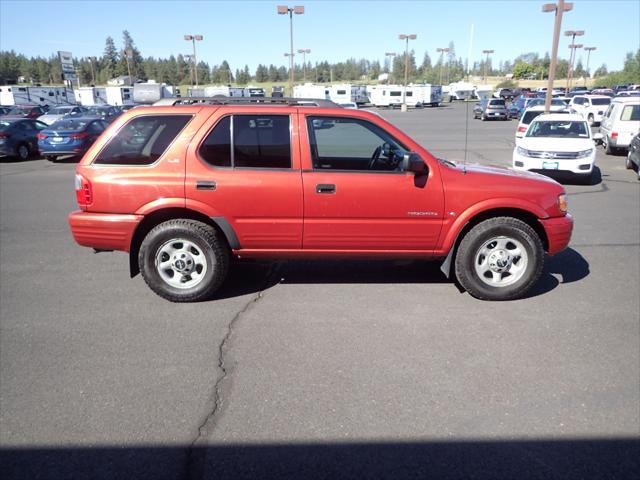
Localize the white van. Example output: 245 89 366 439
599 97 640 154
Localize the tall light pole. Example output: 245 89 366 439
482 49 494 83
436 47 451 85
298 48 310 82
584 46 596 85
564 30 584 92
184 54 194 86
542 1 573 113
124 48 133 80
89 56 96 85
184 34 203 86
278 5 304 96
398 33 417 112
385 52 396 83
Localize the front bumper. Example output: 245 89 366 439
540 215 573 255
512 151 595 175
68 211 143 252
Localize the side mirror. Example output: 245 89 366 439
593 132 603 144
402 152 427 174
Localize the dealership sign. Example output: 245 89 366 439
58 51 76 80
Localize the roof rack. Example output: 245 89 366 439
153 97 340 107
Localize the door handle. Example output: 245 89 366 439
196 180 216 191
316 184 336 194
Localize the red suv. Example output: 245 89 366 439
68 98 573 302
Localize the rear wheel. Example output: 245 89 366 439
625 155 633 169
46 155 57 162
16 144 29 161
604 136 617 155
454 217 544 301
139 219 230 302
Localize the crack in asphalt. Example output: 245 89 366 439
185 261 284 480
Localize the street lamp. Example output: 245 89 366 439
542 1 573 113
184 54 194 86
398 33 417 112
124 48 133 80
436 47 451 85
584 46 596 85
298 49 311 82
385 52 396 83
277 5 304 96
564 29 584 91
482 49 494 83
184 34 203 86
88 56 96 85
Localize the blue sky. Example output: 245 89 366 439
1 0 638 72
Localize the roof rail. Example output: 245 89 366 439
153 97 340 107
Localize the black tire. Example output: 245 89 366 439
46 155 57 162
625 155 633 169
604 137 616 155
16 143 30 161
139 219 230 302
454 217 544 301
481 114 487 121
587 114 595 127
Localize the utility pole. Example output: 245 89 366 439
542 1 573 113
125 48 132 80
298 49 310 82
184 35 203 86
564 30 584 92
385 52 396 84
277 5 304 96
482 49 494 83
584 46 596 86
436 47 450 85
89 57 96 85
398 33 417 112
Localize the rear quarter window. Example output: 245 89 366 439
621 105 640 121
93 115 191 166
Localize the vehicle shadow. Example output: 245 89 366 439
1 437 638 480
547 166 603 186
525 247 590 298
214 249 589 301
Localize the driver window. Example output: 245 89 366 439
307 116 406 171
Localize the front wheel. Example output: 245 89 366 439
139 219 230 302
16 143 30 161
454 217 544 301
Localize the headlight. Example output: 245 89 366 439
516 146 530 156
558 193 568 213
576 148 594 158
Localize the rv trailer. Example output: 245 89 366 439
0 85 76 106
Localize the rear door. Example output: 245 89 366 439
299 113 444 251
185 107 303 250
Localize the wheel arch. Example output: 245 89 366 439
440 207 549 278
128 207 238 277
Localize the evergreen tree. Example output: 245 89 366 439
101 36 118 81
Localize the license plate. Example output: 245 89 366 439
542 161 559 170
52 137 63 142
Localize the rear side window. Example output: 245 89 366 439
94 115 191 166
199 115 291 169
620 105 640 121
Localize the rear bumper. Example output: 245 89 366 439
540 214 573 255
68 211 143 252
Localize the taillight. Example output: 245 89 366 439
611 132 618 139
37 133 47 139
74 173 92 209
70 132 89 139
0 132 9 138
518 126 527 132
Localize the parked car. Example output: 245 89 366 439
0 118 48 160
513 113 599 184
38 105 87 125
120 105 139 112
78 105 122 123
598 97 640 154
569 95 612 125
3 105 47 119
615 91 640 98
339 102 359 109
494 88 517 101
473 98 509 120
68 98 573 302
626 132 640 180
508 96 548 119
525 98 567 109
515 105 570 139
38 117 109 162
590 88 614 97
0 106 12 116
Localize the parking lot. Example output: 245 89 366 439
1 102 639 479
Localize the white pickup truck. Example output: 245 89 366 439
569 95 612 126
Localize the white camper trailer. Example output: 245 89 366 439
293 83 329 100
0 85 76 106
368 85 421 107
448 81 475 101
327 84 351 104
410 84 443 107
474 85 493 100
133 82 175 104
188 86 231 97
74 86 134 106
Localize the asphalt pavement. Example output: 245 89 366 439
1 103 638 479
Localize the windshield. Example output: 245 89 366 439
526 120 589 138
591 98 611 106
48 119 90 131
48 107 73 115
489 100 506 107
0 120 15 131
86 107 108 115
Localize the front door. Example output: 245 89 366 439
300 114 444 251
